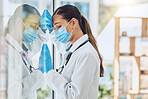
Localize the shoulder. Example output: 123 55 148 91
74 43 100 65
75 42 100 62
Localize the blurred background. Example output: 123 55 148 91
0 0 148 99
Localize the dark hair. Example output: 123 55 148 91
53 4 104 77
5 4 40 34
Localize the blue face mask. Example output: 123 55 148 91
54 20 73 43
22 22 38 43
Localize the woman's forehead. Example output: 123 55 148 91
52 15 68 25
25 14 40 24
53 15 63 23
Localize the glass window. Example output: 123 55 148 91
0 0 53 99
61 2 89 21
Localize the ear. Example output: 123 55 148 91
71 18 78 29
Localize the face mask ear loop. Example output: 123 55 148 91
65 19 74 33
65 19 72 27
70 29 74 34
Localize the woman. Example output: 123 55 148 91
6 4 48 99
44 5 104 99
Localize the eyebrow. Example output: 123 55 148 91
54 22 60 25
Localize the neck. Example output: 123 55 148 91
71 28 84 44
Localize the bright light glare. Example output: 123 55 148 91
115 0 135 6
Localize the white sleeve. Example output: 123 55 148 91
7 54 22 99
45 52 97 99
22 70 45 98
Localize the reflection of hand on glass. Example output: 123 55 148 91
38 44 53 73
40 9 54 33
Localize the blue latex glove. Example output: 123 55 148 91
40 9 54 33
38 44 53 73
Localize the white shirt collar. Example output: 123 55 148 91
69 34 89 52
6 34 23 53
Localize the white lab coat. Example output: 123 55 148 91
46 34 100 99
6 31 47 99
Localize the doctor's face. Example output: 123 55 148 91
52 14 73 33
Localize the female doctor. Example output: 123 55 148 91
40 5 104 99
6 4 48 99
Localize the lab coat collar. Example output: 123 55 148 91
6 34 23 53
69 34 89 52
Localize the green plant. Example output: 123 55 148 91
37 84 52 99
98 73 113 99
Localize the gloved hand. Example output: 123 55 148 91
38 44 53 73
40 9 54 33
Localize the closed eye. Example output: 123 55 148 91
30 25 34 28
55 25 62 30
58 25 62 28
54 24 62 30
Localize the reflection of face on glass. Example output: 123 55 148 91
6 4 41 44
22 14 40 31
6 4 42 99
22 14 40 43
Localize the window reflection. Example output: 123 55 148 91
4 1 53 99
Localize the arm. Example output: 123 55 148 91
6 45 24 99
22 70 45 98
7 53 22 99
46 52 98 98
